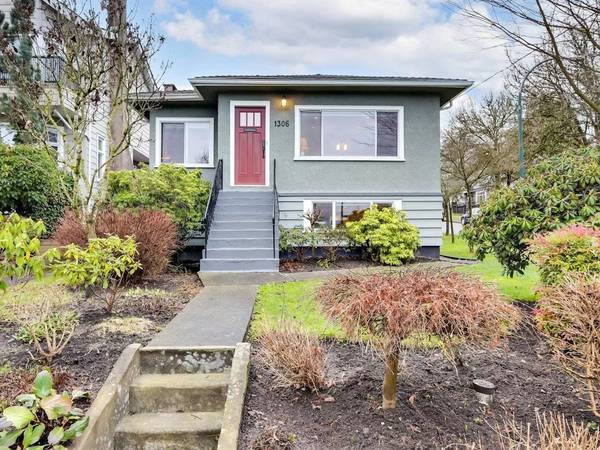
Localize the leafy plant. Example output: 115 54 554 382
317 270 521 409
279 226 310 262
0 144 71 234
49 236 141 314
10 287 79 363
529 224 600 285
54 208 178 277
462 147 600 276
0 370 88 449
106 164 210 236
535 276 600 418
0 213 46 291
346 206 420 265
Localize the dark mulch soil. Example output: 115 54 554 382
0 272 200 406
280 258 386 273
241 318 597 449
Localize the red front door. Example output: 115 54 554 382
234 107 266 185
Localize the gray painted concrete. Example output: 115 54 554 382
149 285 258 347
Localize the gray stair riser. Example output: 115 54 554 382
209 229 273 239
217 199 273 207
129 384 227 414
207 238 273 249
214 212 272 221
211 221 272 231
206 248 274 259
114 429 219 450
218 194 273 201
140 348 234 375
200 258 279 272
215 204 273 214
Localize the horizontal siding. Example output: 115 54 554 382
278 193 442 247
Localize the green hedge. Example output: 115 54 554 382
0 144 70 234
106 164 210 236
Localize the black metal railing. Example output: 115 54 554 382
0 56 63 85
272 158 279 258
201 159 223 255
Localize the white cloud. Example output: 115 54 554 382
152 0 188 15
160 0 508 87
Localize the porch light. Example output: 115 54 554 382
281 96 288 108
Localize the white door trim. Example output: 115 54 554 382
229 100 270 187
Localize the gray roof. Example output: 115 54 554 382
188 74 472 106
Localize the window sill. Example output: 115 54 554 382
158 162 215 169
293 156 405 162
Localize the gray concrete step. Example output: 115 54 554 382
207 237 273 249
114 412 222 450
209 229 273 239
216 200 273 208
211 220 272 231
140 347 234 375
206 247 274 259
129 373 228 414
200 258 279 272
214 212 272 221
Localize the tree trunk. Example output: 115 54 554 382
382 352 398 409
443 200 450 236
449 206 455 243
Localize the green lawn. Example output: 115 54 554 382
441 234 539 303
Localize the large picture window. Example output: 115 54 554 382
295 106 404 160
156 118 214 168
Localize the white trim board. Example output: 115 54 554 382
229 100 271 187
294 105 405 161
302 199 403 229
154 116 215 168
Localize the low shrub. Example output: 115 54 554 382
529 224 600 285
251 426 296 450
257 322 328 393
279 226 352 263
535 275 600 417
317 270 521 409
0 213 46 291
0 144 70 234
0 370 88 448
11 285 79 363
54 208 178 277
106 164 210 236
49 236 141 314
346 206 420 265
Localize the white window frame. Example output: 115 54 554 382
294 105 405 161
302 199 403 229
155 117 215 168
46 127 64 156
97 135 105 178
229 100 271 187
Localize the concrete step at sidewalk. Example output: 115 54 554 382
139 347 234 375
129 373 228 414
199 258 279 272
114 411 222 450
209 228 273 239
211 220 272 231
206 247 274 259
207 237 274 249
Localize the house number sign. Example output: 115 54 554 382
274 120 290 127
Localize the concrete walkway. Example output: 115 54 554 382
149 285 258 347
149 261 462 348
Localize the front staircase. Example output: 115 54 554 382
200 190 279 272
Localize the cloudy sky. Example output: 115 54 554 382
130 0 515 120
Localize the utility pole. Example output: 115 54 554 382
107 0 132 170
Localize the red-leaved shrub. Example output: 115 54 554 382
317 269 521 409
53 209 178 277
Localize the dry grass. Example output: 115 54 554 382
257 322 328 393
251 426 296 450
536 275 600 418
484 412 600 449
93 317 158 336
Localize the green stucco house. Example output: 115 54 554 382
145 75 472 272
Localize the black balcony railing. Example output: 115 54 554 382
0 56 63 85
272 158 279 258
201 159 223 256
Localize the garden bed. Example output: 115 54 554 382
241 317 596 449
0 272 201 408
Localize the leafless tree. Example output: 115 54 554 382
0 0 165 236
460 0 600 138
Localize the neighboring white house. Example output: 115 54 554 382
0 0 152 183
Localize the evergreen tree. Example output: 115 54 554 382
0 0 44 144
